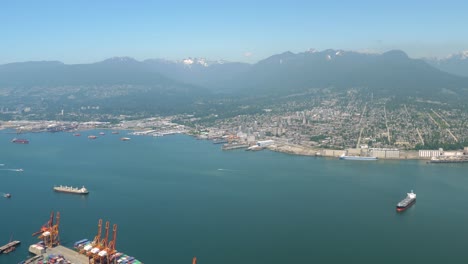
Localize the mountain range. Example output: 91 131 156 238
1 49 468 116
424 51 468 77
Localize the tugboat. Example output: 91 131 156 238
396 190 416 212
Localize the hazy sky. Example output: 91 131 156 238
1 0 467 64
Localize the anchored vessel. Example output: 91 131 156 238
396 190 416 212
11 138 29 144
54 185 89 195
339 154 378 161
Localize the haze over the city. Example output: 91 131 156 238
2 0 468 64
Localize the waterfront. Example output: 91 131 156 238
1 131 468 263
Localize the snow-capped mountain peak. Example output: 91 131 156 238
445 51 468 60
461 50 468 59
179 57 227 67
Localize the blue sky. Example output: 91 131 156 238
1 0 467 64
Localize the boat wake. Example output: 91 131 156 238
0 168 23 172
217 168 237 172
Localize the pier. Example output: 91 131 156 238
222 143 249 150
0 240 20 253
23 244 90 264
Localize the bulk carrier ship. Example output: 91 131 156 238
53 185 89 195
396 190 416 212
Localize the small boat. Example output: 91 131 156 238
120 137 131 141
14 169 23 172
73 133 81 136
3 193 11 198
112 131 119 134
99 132 105 135
88 135 97 139
396 190 416 212
11 138 29 144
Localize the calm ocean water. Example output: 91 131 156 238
1 130 468 264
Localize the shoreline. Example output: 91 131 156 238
0 121 463 162
266 143 423 160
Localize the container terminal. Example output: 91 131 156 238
20 211 144 264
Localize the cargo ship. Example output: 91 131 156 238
11 138 29 144
53 185 89 195
339 154 378 161
396 190 416 212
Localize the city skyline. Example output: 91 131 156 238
1 0 468 64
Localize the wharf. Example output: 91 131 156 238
428 156 468 163
0 240 20 253
24 245 89 264
222 143 249 150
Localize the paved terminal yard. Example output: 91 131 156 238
22 245 90 264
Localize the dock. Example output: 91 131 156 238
23 245 90 264
222 143 249 150
0 240 20 253
428 155 468 163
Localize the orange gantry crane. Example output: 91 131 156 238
93 221 110 262
86 219 103 257
82 219 118 263
32 211 60 248
107 224 118 256
99 223 118 263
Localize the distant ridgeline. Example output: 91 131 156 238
0 50 467 118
